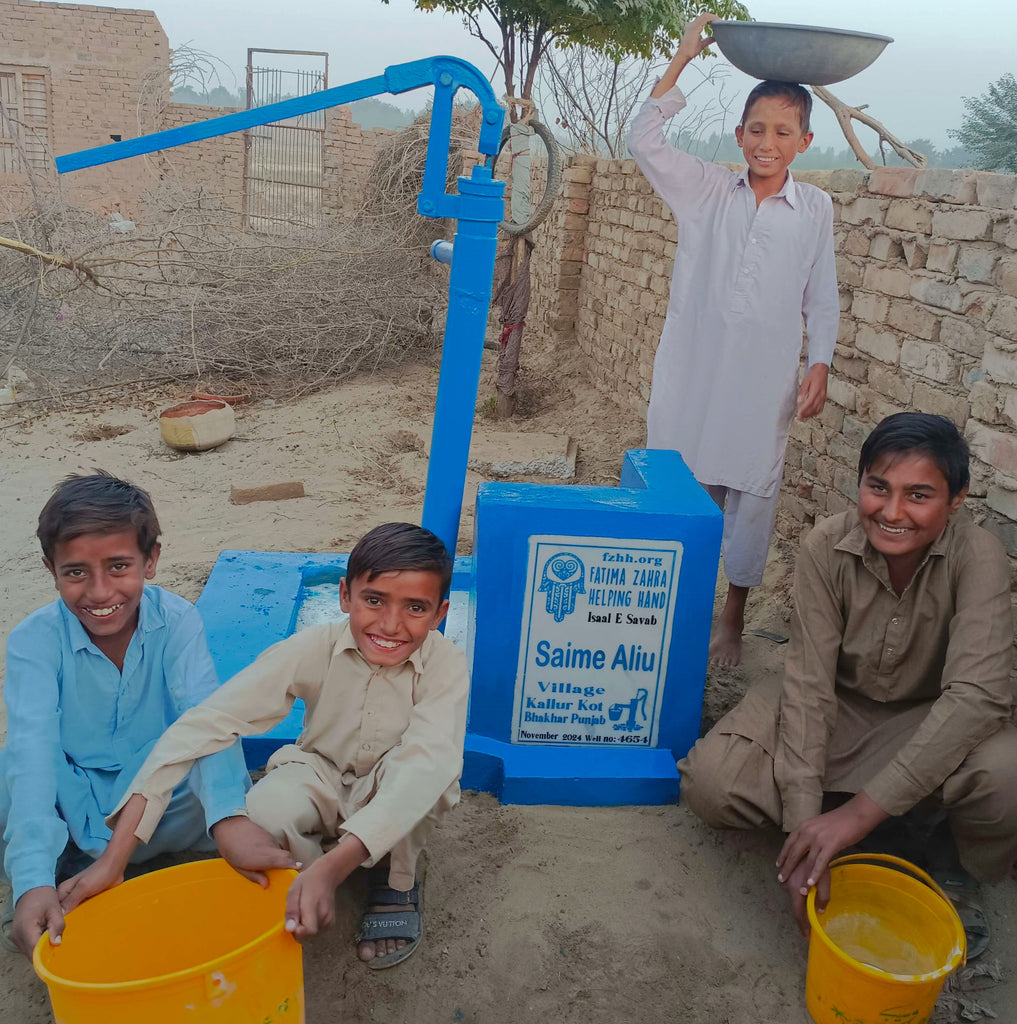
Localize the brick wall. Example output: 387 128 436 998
530 159 1017 581
0 0 169 214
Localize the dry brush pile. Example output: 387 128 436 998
0 107 480 402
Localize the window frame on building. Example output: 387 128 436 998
0 64 54 176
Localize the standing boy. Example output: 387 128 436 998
61 522 468 970
680 414 1017 944
628 13 840 665
1 472 252 957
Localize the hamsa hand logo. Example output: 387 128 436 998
539 552 585 622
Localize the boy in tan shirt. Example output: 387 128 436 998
58 522 468 969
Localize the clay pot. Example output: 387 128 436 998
159 399 235 452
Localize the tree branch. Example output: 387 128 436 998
0 234 98 282
812 86 927 169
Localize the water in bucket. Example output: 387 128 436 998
34 859 303 1024
806 854 965 1024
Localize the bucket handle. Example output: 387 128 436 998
826 853 967 965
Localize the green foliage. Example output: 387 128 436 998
387 0 749 98
948 73 1017 173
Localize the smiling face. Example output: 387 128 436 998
340 569 449 667
46 528 159 662
735 95 813 195
857 453 967 582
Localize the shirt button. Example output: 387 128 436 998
891 617 899 624
887 648 894 654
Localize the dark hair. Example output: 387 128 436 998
346 522 453 598
740 80 812 134
37 470 162 562
857 413 970 498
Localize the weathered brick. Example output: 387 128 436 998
1000 259 1017 299
909 278 963 313
902 239 929 269
851 291 889 323
915 168 977 204
841 197 886 226
862 265 912 298
989 297 1017 342
970 381 1003 424
973 171 1017 210
869 233 903 261
886 299 939 340
979 512 1017 557
983 339 1017 383
943 317 991 359
911 382 969 425
855 325 901 364
931 209 993 241
957 246 998 284
868 167 919 198
826 375 859 412
926 243 958 273
844 230 870 257
901 338 958 384
830 168 867 193
832 348 868 382
837 257 864 288
868 363 913 403
834 466 860 501
966 420 1017 477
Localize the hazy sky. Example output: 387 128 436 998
154 0 1016 148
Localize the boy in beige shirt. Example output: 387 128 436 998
57 522 468 969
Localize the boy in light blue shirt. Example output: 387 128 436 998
1 472 262 957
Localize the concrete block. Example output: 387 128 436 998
837 257 864 288
868 167 919 197
887 299 939 340
974 171 1017 210
901 338 958 384
834 465 860 502
855 325 900 364
915 168 977 204
862 265 913 298
909 278 963 313
966 419 1017 477
957 246 998 284
931 209 993 241
926 242 958 274
979 511 1017 556
851 291 889 323
885 201 933 234
842 415 870 449
983 339 1017 384
832 349 868 382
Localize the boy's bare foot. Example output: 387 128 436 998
709 620 743 668
709 583 749 668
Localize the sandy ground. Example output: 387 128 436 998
1 348 1015 1024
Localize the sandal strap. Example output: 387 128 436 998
368 883 419 906
356 909 421 944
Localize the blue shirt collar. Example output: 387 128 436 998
59 586 164 653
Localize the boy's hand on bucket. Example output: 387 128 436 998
777 793 889 935
11 886 64 958
212 815 298 887
57 855 127 915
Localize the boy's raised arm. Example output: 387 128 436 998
650 13 719 99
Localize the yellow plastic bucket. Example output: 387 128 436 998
34 859 303 1023
806 854 965 1024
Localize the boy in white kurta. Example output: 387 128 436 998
628 13 840 665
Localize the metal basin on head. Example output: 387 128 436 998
709 21 893 86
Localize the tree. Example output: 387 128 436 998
948 73 1017 174
395 0 749 111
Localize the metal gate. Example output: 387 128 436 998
244 48 328 233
